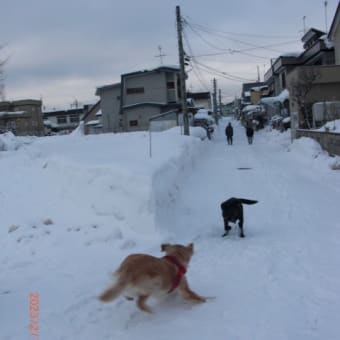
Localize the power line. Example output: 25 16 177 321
193 60 256 82
183 16 300 39
183 29 211 91
184 18 300 55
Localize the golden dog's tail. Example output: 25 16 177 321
98 279 126 302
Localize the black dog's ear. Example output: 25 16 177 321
161 243 170 252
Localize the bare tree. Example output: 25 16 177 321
289 67 320 128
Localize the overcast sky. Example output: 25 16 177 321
0 0 338 110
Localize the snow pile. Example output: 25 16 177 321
320 119 340 133
0 127 206 238
0 131 34 151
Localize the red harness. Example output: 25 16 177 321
163 255 187 293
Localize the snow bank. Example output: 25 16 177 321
0 132 34 151
0 128 206 239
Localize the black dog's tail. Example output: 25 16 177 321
238 198 258 205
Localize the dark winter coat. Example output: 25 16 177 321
246 127 254 137
225 125 233 137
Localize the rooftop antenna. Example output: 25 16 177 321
155 45 166 65
70 98 79 109
324 1 329 32
303 15 307 34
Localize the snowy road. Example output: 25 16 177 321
159 119 340 340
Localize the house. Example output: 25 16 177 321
95 66 182 133
261 10 340 131
250 85 270 105
264 28 334 97
241 82 266 106
43 106 88 134
187 91 211 109
286 22 340 129
0 99 44 136
287 64 340 128
120 66 181 132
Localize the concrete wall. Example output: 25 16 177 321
296 129 340 156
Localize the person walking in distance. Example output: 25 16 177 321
225 122 233 145
246 121 254 144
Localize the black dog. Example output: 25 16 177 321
220 198 258 238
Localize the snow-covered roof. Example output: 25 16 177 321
251 85 269 92
320 34 334 49
95 110 102 117
43 119 52 127
261 89 289 105
0 111 26 117
85 120 100 126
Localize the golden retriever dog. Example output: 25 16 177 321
98 243 206 313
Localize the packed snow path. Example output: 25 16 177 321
159 119 340 340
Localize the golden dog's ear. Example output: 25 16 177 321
161 243 171 252
187 243 194 252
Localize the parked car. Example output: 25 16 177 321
193 110 215 139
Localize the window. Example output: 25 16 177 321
126 87 144 95
116 95 120 100
129 120 138 127
70 114 79 123
281 72 286 89
167 81 175 89
57 116 67 124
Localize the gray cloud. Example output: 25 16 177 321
0 0 338 109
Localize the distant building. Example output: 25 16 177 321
241 82 266 106
187 91 211 109
43 106 89 134
120 66 181 132
0 99 44 136
95 66 182 133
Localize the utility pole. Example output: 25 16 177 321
176 5 189 136
219 89 222 118
213 78 218 124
